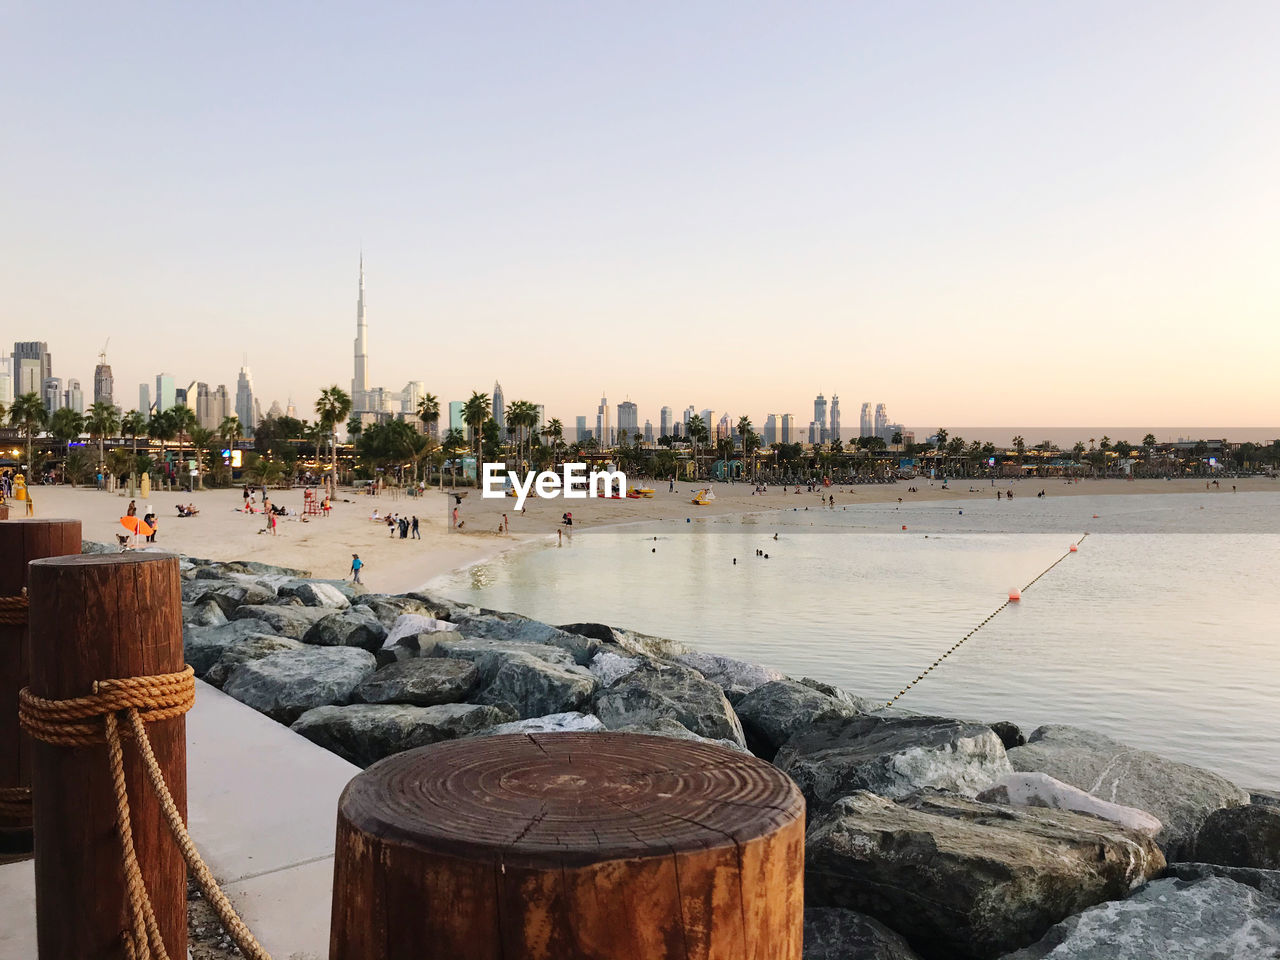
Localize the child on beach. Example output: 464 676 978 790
349 554 363 584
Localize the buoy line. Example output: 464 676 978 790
883 532 1089 708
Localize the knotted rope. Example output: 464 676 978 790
19 666 272 960
0 592 32 823
0 592 28 626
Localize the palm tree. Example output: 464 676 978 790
417 393 440 438
543 418 564 466
935 428 949 449
8 393 47 474
891 430 903 451
170 405 198 490
1012 435 1026 470
85 401 120 482
462 391 491 484
442 428 466 489
189 426 214 489
315 386 352 492
121 409 148 496
148 409 176 487
49 408 85 481
687 415 705 476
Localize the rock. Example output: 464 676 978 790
182 599 228 628
188 579 277 616
302 607 388 652
470 712 606 736
281 581 349 609
614 717 750 754
204 634 305 687
607 625 692 659
593 661 746 748
222 647 375 723
735 679 865 760
396 592 482 622
184 619 282 676
1000 876 1280 959
354 659 479 707
557 622 619 644
213 559 309 578
455 614 600 665
988 721 1026 749
431 635 577 667
1253 790 1280 810
806 790 1166 960
291 702 514 767
352 593 437 626
673 650 785 703
803 906 922 960
977 772 1162 836
232 603 331 639
81 539 116 554
382 614 458 648
799 678 874 712
1192 804 1280 869
776 714 1012 809
588 650 642 687
1008 724 1250 859
473 651 598 719
1164 862 1280 901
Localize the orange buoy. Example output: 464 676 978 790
1008 588 1021 601
1092 514 1099 519
1069 544 1078 552
902 525 907 530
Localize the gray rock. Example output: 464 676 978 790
673 650 785 703
806 790 1166 960
455 614 600 665
302 607 388 652
396 592 481 622
608 625 692 659
291 702 514 767
803 906 922 960
222 646 376 723
232 603 331 639
431 635 577 667
1192 804 1280 869
988 721 1026 749
473 651 598 719
184 619 282 676
280 581 349 608
354 658 479 707
557 622 619 644
204 634 305 687
776 714 1012 809
588 650 642 686
352 593 437 626
1008 724 1250 859
1253 790 1280 810
976 772 1162 836
1000 876 1280 959
188 579 277 615
470 712 606 736
799 678 873 712
735 679 866 760
182 599 228 628
593 660 746 748
81 539 116 554
613 717 750 754
212 559 309 578
1164 862 1280 901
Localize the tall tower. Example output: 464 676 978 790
596 393 610 448
352 255 369 412
874 403 888 440
813 393 827 444
829 394 841 443
492 381 505 432
860 402 873 438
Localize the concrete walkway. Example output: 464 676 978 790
0 679 357 960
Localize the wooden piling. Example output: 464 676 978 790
0 518 80 855
27 553 187 960
330 732 806 960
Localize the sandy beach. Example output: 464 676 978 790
11 475 1275 594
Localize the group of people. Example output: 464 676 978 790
125 499 159 542
383 513 421 539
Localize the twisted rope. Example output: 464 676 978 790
0 592 32 825
19 666 272 960
0 592 29 626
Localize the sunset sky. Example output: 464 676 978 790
4 2 1278 428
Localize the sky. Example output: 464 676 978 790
3 2 1278 430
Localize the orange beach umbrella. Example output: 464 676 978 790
121 516 154 537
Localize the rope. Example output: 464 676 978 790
19 666 272 960
0 786 31 820
0 592 29 626
884 533 1088 708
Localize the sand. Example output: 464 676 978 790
13 475 1275 594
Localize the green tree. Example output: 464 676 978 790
121 409 148 495
7 393 47 472
462 391 492 484
934 428 949 449
542 417 564 466
85 401 120 480
442 428 466 489
687 415 706 476
417 393 440 438
315 385 352 490
170 404 198 490
190 426 214 489
49 408 86 480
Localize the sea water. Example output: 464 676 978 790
430 491 1280 790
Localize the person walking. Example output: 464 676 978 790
350 553 364 584
411 515 420 539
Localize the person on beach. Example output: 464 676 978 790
502 513 509 534
452 506 459 529
349 553 363 584
411 516 420 539
268 511 278 536
127 500 137 517
144 506 158 542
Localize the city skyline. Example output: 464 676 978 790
4 5 1280 425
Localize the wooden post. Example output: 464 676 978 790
0 518 81 855
330 732 806 960
0 502 9 520
27 553 187 960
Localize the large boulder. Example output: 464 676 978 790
431 635 577 667
222 647 376 722
803 907 922 960
1164 862 1280 900
735 680 865 760
1191 804 1280 869
353 593 437 626
232 603 331 639
473 651 598 719
608 625 692 659
776 715 1012 809
279 580 349 609
588 650 643 687
291 702 514 767
187 579 277 615
204 634 305 687
1008 724 1249 859
977 772 1162 836
469 712 606 737
673 651 785 703
987 721 1026 750
806 790 1166 960
354 658 479 707
182 599 228 628
613 717 750 754
455 614 600 665
592 661 746 748
1252 790 1280 809
184 619 282 676
1000 876 1280 959
302 607 388 652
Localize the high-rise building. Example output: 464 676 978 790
286 398 297 419
42 377 63 414
763 414 779 446
175 387 188 408
644 419 654 444
808 421 822 445
448 400 466 434
533 405 545 431
213 385 230 427
874 403 888 441
596 394 610 449
195 383 214 429
829 394 841 443
64 378 84 414
716 413 731 442
813 394 828 444
683 406 695 431
781 414 795 443
139 384 151 416
860 402 873 438
94 362 114 408
267 400 284 419
0 370 12 407
617 400 638 439
659 406 673 438
12 342 50 397
401 381 424 417
492 382 505 432
699 410 717 441
235 366 257 437
155 373 176 413
351 256 370 413
575 416 588 442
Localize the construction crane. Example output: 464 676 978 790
98 338 110 365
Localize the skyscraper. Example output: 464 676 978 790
64 378 84 414
352 255 369 413
781 414 795 443
659 406 673 438
813 394 827 444
94 362 114 408
139 384 151 416
401 381 424 417
829 394 841 443
596 393 610 449
155 373 176 413
617 400 638 439
12 342 50 397
235 366 257 437
575 415 589 442
492 382 505 432
860 403 873 438
42 377 63 414
763 414 779 446
533 404 545 432
644 419 654 444
448 400 466 434
196 383 213 428
874 403 888 440
0 370 12 407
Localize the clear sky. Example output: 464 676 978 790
4 2 1278 428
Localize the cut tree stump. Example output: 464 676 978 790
330 732 805 960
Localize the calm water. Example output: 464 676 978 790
430 492 1280 790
